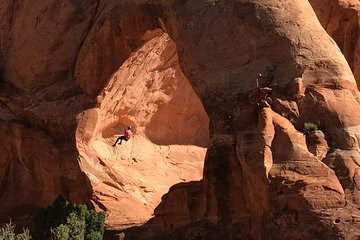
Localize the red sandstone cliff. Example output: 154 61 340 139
126 1 360 239
0 0 208 226
1 0 360 239
310 0 360 88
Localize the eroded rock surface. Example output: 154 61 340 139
310 0 360 87
77 31 209 226
1 0 360 239
126 0 360 239
0 0 208 226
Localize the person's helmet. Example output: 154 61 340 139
127 125 132 130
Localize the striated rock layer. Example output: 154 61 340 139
1 0 360 239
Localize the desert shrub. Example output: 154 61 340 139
34 196 105 240
0 221 31 240
50 224 69 240
15 229 31 240
303 122 318 135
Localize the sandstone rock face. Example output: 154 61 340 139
126 0 360 239
76 31 209 226
309 0 360 87
2 0 360 239
306 130 329 160
0 0 98 92
0 0 208 226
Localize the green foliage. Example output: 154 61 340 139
85 231 102 240
34 196 105 240
0 222 16 240
51 225 69 240
303 122 318 135
15 229 31 240
0 221 31 240
84 210 105 240
66 213 85 240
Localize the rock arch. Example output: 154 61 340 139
1 0 360 239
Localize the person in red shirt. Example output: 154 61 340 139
113 126 133 146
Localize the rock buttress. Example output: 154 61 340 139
125 0 360 239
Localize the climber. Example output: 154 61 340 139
113 125 133 146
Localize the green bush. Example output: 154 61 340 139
34 196 105 240
0 221 31 240
51 225 69 240
303 122 318 135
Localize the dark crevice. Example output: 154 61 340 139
139 4 162 28
0 164 11 199
0 69 4 84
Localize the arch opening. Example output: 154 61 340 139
76 28 209 226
